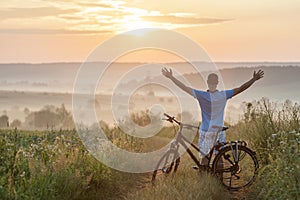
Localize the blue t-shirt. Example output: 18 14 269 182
192 89 234 132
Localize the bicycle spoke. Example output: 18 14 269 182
212 145 259 190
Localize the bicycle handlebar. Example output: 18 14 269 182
163 113 230 132
163 113 199 129
163 113 181 125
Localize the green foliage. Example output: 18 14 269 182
1 102 299 199
255 131 300 199
233 98 300 199
0 129 143 200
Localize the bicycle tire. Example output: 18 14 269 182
212 145 259 191
151 149 180 182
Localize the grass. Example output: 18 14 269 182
0 126 232 200
0 129 145 199
228 98 300 199
1 98 299 199
128 155 232 200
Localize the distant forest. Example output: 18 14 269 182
0 104 74 130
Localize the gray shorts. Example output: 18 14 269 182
198 130 226 157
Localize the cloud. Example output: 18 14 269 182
0 28 110 35
142 15 233 25
0 1 233 35
0 7 79 19
77 2 114 8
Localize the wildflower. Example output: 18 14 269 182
271 134 277 138
20 171 25 178
279 141 286 145
289 130 296 134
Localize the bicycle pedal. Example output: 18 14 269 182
192 166 199 170
162 167 168 173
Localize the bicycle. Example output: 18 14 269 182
151 113 259 191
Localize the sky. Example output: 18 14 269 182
0 0 300 63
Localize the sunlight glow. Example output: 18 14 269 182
1 0 299 62
118 18 156 35
115 6 157 35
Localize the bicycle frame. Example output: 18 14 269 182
170 122 222 169
153 113 259 190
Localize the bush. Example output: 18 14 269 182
0 129 144 200
254 130 300 199
233 98 300 199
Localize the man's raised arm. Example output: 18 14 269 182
161 67 194 96
233 69 264 97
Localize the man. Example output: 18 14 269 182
162 67 264 165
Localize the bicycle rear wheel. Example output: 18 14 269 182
212 145 259 191
151 149 180 182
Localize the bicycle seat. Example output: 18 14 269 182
212 125 229 131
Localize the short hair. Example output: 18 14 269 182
207 73 218 84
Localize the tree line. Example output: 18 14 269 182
0 104 74 130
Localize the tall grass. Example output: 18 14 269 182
0 129 145 199
129 155 231 200
1 101 299 199
232 98 300 199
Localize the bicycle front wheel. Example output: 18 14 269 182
151 149 180 182
212 145 259 191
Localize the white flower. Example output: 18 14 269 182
20 171 25 177
271 134 277 138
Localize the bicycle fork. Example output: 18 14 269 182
227 141 243 179
229 141 239 163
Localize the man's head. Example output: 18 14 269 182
207 73 219 91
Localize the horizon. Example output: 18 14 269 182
1 60 300 65
0 64 299 94
1 0 300 128
1 62 300 128
1 64 300 126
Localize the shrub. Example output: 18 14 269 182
233 98 300 199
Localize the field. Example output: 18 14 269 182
2 65 300 126
0 98 299 199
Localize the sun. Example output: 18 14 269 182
118 17 156 36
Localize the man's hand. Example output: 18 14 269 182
253 69 264 81
162 67 173 79
233 69 265 97
161 67 193 96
